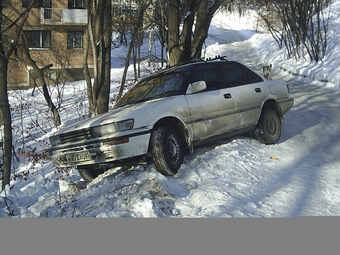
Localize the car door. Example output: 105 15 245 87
218 62 266 128
184 63 239 142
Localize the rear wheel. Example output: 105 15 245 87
77 165 105 182
256 108 281 144
151 126 184 176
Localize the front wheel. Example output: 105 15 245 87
77 165 105 182
256 108 281 145
151 126 184 176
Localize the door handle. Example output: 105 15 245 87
255 88 262 93
224 93 232 99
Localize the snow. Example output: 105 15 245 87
1 1 340 218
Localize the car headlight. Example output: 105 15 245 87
93 119 134 136
50 136 61 146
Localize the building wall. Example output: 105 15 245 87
3 0 94 89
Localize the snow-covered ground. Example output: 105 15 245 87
1 1 339 218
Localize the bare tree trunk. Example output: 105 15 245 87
167 0 182 66
263 0 329 62
192 0 222 59
166 0 222 66
117 31 138 101
138 33 141 78
83 28 94 117
148 30 153 67
0 5 30 189
156 0 166 67
85 0 112 116
20 45 61 127
133 41 137 80
0 54 12 190
117 2 148 100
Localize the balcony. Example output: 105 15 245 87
41 8 88 25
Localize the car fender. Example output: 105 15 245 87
127 96 194 153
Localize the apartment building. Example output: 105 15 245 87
3 0 94 88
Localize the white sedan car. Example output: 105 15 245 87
49 57 294 182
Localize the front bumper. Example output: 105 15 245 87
49 131 152 167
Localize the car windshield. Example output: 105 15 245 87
114 72 185 108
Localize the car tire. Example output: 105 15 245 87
256 108 281 145
78 165 105 182
151 126 184 176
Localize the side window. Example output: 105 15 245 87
219 62 263 87
219 62 251 87
241 64 263 83
190 64 225 91
23 30 51 48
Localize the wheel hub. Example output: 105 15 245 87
167 135 179 161
266 116 277 135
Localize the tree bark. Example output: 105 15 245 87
167 0 182 66
0 51 12 190
166 0 222 66
20 45 61 127
117 2 148 100
192 0 222 59
0 4 30 189
84 0 112 116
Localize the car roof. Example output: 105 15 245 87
145 55 232 78
170 55 229 69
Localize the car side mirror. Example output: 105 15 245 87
186 81 207 94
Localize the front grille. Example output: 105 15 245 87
59 128 95 143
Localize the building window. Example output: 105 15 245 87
43 0 51 7
22 0 51 8
67 31 83 48
22 0 29 7
23 30 51 48
22 0 43 8
43 0 52 19
68 0 84 9
48 71 56 80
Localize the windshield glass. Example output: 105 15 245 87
114 72 184 108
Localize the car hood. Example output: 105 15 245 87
52 96 186 136
52 103 144 136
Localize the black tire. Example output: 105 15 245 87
256 108 281 145
151 126 184 176
77 165 105 182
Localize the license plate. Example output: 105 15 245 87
66 151 91 163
